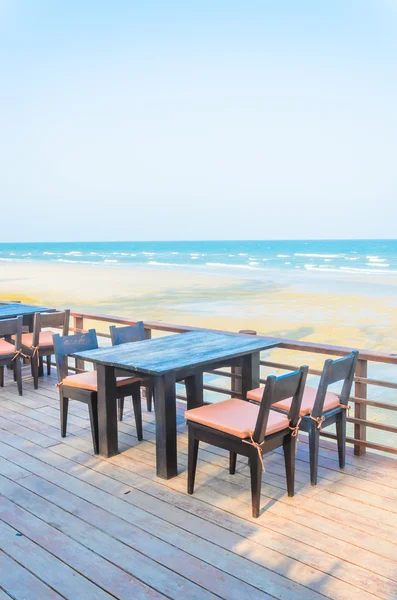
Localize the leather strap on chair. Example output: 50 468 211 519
30 345 40 358
242 433 266 471
310 415 326 431
310 404 350 432
288 416 302 438
12 349 27 361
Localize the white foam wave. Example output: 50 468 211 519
366 263 390 267
295 253 341 258
65 251 82 256
148 261 186 267
206 262 260 270
367 256 386 262
104 259 118 263
277 254 289 258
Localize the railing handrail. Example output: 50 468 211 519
70 310 397 364
68 309 397 458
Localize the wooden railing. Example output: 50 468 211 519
69 310 397 457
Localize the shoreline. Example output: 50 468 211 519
1 261 396 353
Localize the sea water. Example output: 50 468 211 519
1 239 397 277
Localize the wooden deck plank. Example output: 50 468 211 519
0 476 277 600
1 375 396 600
0 520 115 600
0 450 322 600
0 549 64 600
0 434 393 600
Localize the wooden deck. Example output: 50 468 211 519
0 367 396 600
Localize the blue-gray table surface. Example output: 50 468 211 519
0 303 52 319
72 330 279 376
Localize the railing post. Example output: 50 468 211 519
231 330 257 397
354 359 367 456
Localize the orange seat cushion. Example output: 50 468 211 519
21 331 56 348
247 386 340 416
61 370 141 392
185 398 289 438
0 339 15 356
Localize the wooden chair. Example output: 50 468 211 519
0 316 23 396
186 366 308 518
53 330 143 453
20 309 70 389
109 322 154 417
247 351 358 485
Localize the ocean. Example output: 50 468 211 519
1 239 397 276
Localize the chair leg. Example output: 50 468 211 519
38 356 44 377
229 452 237 475
283 434 296 497
187 429 199 494
88 399 99 454
14 358 23 396
46 355 51 375
250 453 262 518
13 363 17 381
60 395 69 438
32 354 39 389
118 397 124 422
0 366 3 387
336 410 346 469
309 421 320 486
146 385 153 412
132 386 143 441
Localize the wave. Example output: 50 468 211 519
295 253 342 258
277 254 289 258
57 259 96 264
367 256 386 262
205 262 260 270
43 252 56 255
366 263 390 267
148 261 187 267
64 251 82 256
104 259 118 263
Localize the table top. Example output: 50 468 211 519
72 330 279 376
0 303 52 320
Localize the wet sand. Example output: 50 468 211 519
1 261 396 353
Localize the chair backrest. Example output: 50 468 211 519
32 310 70 346
253 366 308 444
0 316 23 350
311 351 359 418
53 329 98 382
109 321 146 346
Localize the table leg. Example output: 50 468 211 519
185 372 204 410
96 364 118 457
154 373 177 479
241 351 260 398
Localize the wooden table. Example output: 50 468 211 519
73 330 279 479
0 303 52 331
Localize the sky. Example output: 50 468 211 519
1 0 396 242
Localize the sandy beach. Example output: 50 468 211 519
1 261 397 353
